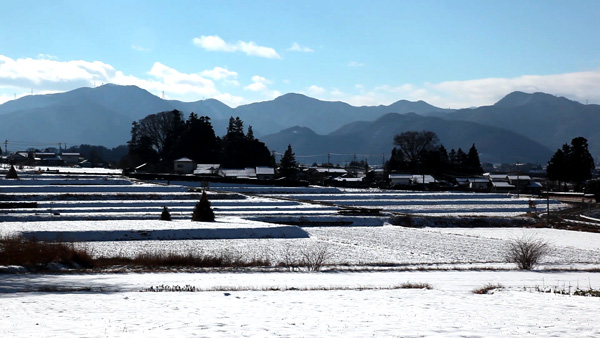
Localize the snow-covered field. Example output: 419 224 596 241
2 271 600 337
2 170 600 337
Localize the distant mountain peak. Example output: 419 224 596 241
494 91 575 107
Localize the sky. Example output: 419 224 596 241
1 0 599 108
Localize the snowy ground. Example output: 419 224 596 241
2 171 600 336
2 271 600 337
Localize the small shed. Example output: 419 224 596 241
174 157 196 174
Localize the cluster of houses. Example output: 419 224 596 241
390 173 543 194
173 158 275 180
1 152 92 167
174 157 541 194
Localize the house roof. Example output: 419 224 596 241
194 164 220 175
507 175 531 181
389 174 413 179
412 175 436 184
256 166 275 175
492 182 515 188
468 178 490 183
61 153 80 156
175 157 195 163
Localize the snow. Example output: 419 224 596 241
2 271 600 337
2 173 600 336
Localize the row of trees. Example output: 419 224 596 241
547 137 595 189
123 110 272 170
386 131 483 176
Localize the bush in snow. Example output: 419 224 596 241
505 234 550 270
192 191 215 222
5 165 19 179
160 206 172 221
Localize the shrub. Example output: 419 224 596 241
473 283 504 294
192 191 215 222
400 282 433 289
505 234 550 270
5 165 18 179
160 206 172 221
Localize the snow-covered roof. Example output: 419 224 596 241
313 167 347 174
61 153 80 156
256 166 275 175
194 164 220 175
333 176 364 182
492 182 515 188
174 157 195 163
412 175 436 184
468 178 490 183
507 175 531 181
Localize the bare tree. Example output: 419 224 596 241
393 131 440 164
505 234 550 270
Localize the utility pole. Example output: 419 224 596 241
4 139 7 153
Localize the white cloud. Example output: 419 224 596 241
287 42 314 53
244 75 271 92
37 54 58 60
318 69 600 108
348 61 365 67
307 85 326 95
193 35 281 59
201 66 239 86
0 55 248 107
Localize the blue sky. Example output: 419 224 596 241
1 0 599 108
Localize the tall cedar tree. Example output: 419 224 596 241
192 191 215 221
279 144 299 179
466 144 484 175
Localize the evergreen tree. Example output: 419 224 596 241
279 144 299 179
160 206 172 221
547 146 568 185
466 144 484 175
5 165 18 179
548 137 595 190
192 191 215 221
569 137 595 185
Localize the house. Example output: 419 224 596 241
331 175 365 187
173 157 196 174
219 168 256 179
256 166 275 180
35 152 64 166
194 164 220 176
411 174 436 185
491 181 515 193
389 174 413 186
468 178 490 191
60 153 81 166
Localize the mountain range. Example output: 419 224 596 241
0 84 597 164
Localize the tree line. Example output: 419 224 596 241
122 110 272 171
386 130 483 176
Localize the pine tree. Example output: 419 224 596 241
279 144 298 179
5 165 18 179
160 206 172 221
466 144 484 174
192 191 215 221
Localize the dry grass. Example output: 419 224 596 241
0 235 94 271
472 283 504 294
0 235 270 271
